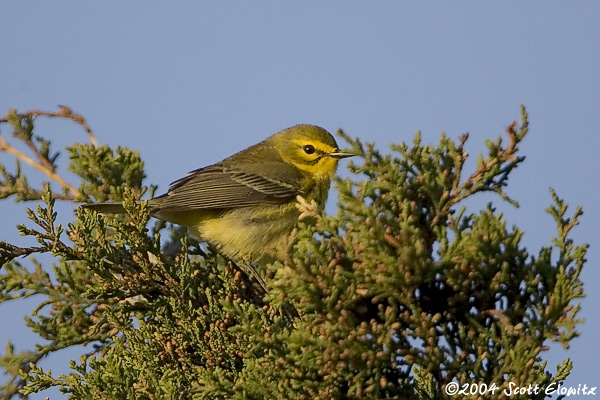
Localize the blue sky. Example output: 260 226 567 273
1 2 598 398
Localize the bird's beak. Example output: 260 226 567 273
329 149 356 159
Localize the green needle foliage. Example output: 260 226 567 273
0 106 587 399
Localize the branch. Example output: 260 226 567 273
0 106 100 201
0 241 48 265
0 185 73 201
0 134 78 197
0 105 98 147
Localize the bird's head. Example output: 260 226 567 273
272 124 355 180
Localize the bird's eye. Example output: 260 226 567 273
303 145 316 154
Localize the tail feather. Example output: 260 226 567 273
81 203 126 214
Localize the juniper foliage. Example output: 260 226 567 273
0 107 586 399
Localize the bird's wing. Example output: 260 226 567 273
150 164 301 212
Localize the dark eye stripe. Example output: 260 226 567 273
304 154 325 165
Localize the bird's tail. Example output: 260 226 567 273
81 202 127 214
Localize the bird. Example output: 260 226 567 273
83 124 354 266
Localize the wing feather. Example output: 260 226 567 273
150 163 302 213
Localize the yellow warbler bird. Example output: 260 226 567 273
84 124 354 264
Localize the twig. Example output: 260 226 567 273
0 241 48 264
0 105 97 200
0 105 98 147
0 134 78 197
0 185 74 201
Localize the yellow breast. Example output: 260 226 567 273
184 203 299 262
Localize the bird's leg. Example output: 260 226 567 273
244 262 269 295
228 260 269 297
